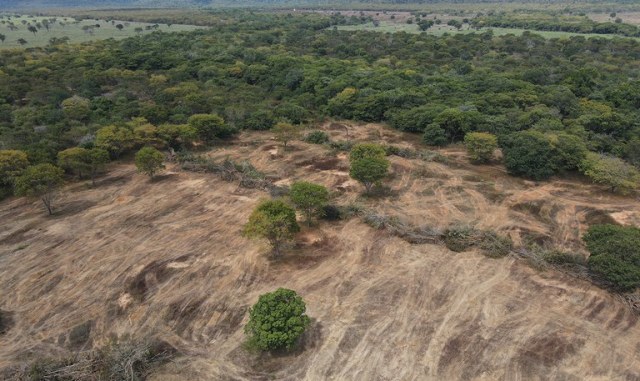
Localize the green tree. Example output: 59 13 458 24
157 124 197 149
583 224 640 291
350 156 389 194
61 96 90 121
422 124 448 147
244 288 311 351
464 132 497 163
349 143 386 162
95 125 134 158
86 148 110 186
188 114 235 143
0 149 29 187
549 133 587 171
135 147 165 178
57 147 89 178
14 164 64 215
580 152 639 194
500 131 557 180
0 34 5 43
273 122 300 149
243 199 300 256
290 181 329 226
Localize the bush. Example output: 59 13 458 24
479 231 513 258
350 156 389 194
422 123 448 146
349 143 386 161
444 225 478 252
583 224 640 291
14 164 64 215
580 152 639 194
245 288 311 351
289 181 329 226
464 132 497 163
304 130 330 144
188 113 235 142
499 130 557 180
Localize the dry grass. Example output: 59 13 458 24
1 121 640 380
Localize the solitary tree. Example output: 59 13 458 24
349 143 386 161
135 147 165 178
350 156 389 194
243 199 300 256
0 34 5 43
464 132 497 163
27 25 37 35
14 164 64 215
115 24 124 31
273 122 300 149
580 152 639 194
17 38 27 46
290 181 329 226
244 288 311 351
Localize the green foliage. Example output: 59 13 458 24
290 181 329 226
86 148 110 185
57 147 90 178
500 130 557 180
61 95 91 121
350 156 389 194
349 143 386 162
549 132 588 171
0 149 29 187
273 122 300 149
245 288 310 351
157 123 197 149
422 124 448 147
464 132 497 163
580 152 639 194
135 146 165 178
304 130 330 145
243 199 300 255
583 224 640 291
14 163 64 215
95 125 134 158
188 113 235 143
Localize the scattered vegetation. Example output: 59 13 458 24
14 163 64 215
135 146 165 178
464 132 497 163
289 181 329 226
243 199 300 256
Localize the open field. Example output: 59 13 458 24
1 122 640 380
0 14 203 49
335 20 640 40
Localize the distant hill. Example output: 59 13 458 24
2 0 639 10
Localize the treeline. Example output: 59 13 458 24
471 13 640 37
1 11 640 196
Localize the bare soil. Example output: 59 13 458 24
1 122 640 380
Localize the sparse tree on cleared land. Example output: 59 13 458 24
290 181 329 226
87 148 110 186
273 122 300 149
243 199 300 256
245 288 311 351
17 38 27 46
135 147 165 179
14 164 64 215
464 132 497 163
349 143 389 194
0 34 5 43
116 24 124 31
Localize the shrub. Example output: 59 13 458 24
422 123 448 146
499 130 557 180
304 130 330 145
135 147 165 178
245 288 311 351
464 132 497 163
273 122 301 149
444 225 478 252
188 113 235 142
243 199 300 256
479 231 513 258
583 224 640 291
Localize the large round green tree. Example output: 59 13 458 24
290 181 329 226
243 199 300 256
135 147 165 179
245 288 311 351
14 164 64 215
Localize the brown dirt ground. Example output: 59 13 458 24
1 122 640 380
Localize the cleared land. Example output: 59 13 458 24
1 123 640 380
0 14 202 49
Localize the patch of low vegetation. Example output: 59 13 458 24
179 154 271 190
304 130 330 145
10 339 175 381
444 224 513 257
